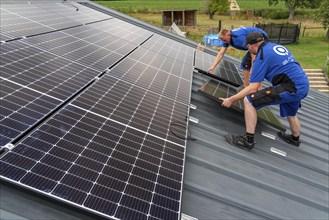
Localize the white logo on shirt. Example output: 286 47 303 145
273 46 289 56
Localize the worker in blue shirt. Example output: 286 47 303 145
207 27 268 87
221 32 309 150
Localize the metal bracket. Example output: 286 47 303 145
261 131 276 140
270 147 287 157
181 213 198 220
188 116 199 124
189 104 197 110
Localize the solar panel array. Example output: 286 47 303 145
0 2 110 41
0 2 193 220
199 79 286 131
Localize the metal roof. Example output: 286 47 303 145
1 1 328 220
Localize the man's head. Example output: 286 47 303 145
218 29 231 44
245 32 264 55
245 32 264 45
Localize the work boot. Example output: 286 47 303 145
277 132 301 147
225 133 254 150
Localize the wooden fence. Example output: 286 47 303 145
301 26 326 37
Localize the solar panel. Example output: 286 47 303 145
199 79 286 131
219 60 243 86
194 50 244 86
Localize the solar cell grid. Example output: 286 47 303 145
20 25 138 72
0 37 105 146
1 102 185 220
90 19 153 45
0 79 62 146
142 34 195 65
34 2 111 23
219 60 242 86
0 3 112 42
71 74 188 146
108 47 192 104
0 5 55 41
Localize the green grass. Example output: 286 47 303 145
94 0 286 12
94 0 206 13
285 37 328 69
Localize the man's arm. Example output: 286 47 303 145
220 82 261 108
243 70 251 88
207 47 227 73
243 53 256 87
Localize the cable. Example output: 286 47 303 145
169 121 196 141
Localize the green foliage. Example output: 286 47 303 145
269 0 322 20
206 0 230 19
217 0 230 14
253 8 313 19
269 0 321 9
313 0 329 29
254 9 289 19
208 0 218 18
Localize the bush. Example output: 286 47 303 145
254 9 289 19
253 8 317 20
294 9 314 19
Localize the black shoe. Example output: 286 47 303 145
225 133 254 150
277 132 301 147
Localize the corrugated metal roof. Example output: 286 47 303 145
1 1 328 220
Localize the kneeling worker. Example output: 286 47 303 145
220 32 309 150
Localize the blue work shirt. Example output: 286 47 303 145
223 27 268 50
250 42 309 96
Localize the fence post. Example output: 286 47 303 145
302 26 306 37
278 25 283 44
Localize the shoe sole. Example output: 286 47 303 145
278 133 300 147
225 135 254 151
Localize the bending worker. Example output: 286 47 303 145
207 27 268 87
221 32 309 150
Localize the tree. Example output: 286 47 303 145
313 0 329 38
206 0 230 19
269 0 321 20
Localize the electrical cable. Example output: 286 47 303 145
169 121 196 141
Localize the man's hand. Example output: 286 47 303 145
220 97 234 108
207 66 215 73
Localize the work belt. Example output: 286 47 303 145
250 82 296 107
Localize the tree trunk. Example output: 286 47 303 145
326 29 329 40
288 7 295 20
